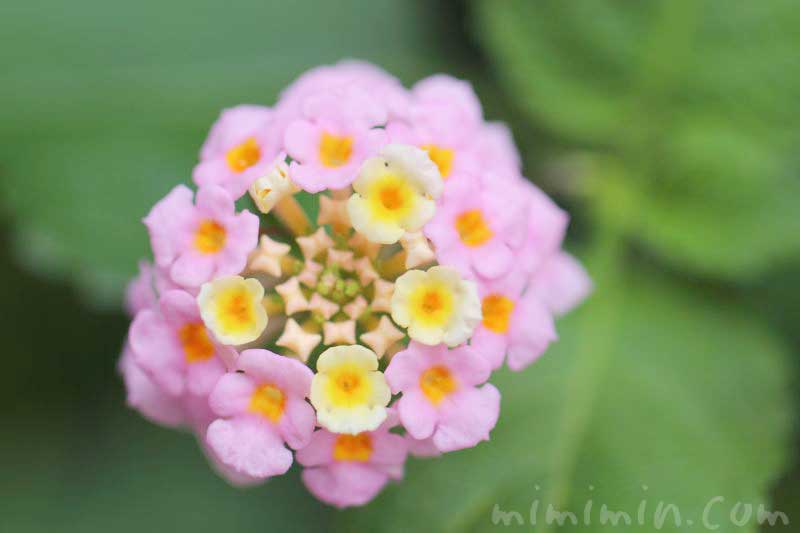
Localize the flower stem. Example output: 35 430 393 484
378 250 407 279
273 194 312 236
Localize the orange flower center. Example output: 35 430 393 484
421 290 445 314
333 433 373 462
421 144 454 178
379 184 405 211
454 209 493 247
226 137 261 173
178 322 215 363
249 384 286 422
335 371 362 394
319 132 354 167
482 294 515 333
419 365 457 405
221 291 252 327
194 220 226 254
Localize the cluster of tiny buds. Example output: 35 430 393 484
120 60 591 508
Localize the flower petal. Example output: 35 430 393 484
277 397 317 450
129 310 184 396
506 294 557 371
302 463 389 508
529 252 592 316
206 417 292 479
209 372 256 418
295 429 337 467
397 389 438 440
185 357 226 396
118 345 185 427
433 384 500 452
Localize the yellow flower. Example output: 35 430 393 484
309 345 391 434
347 144 442 244
197 276 268 345
391 266 481 347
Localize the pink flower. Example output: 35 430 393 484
200 437 264 488
473 122 522 178
385 342 500 452
386 75 484 183
124 260 182 316
469 272 557 371
118 343 186 427
528 251 593 316
284 88 387 192
411 74 484 136
277 60 410 123
405 435 441 458
129 289 237 397
296 411 407 508
181 394 264 488
516 181 570 276
193 105 279 199
144 185 259 288
424 173 528 280
124 261 157 317
206 349 316 480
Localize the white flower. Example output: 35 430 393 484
309 345 391 434
391 266 481 347
347 144 442 244
197 276 268 345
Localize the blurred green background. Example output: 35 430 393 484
1 0 799 531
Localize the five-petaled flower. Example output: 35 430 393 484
206 349 316 480
347 144 442 244
144 185 259 288
197 275 269 346
193 105 280 199
469 272 557 371
424 173 528 280
130 289 237 397
385 342 500 452
310 345 391 434
391 265 481 347
285 87 388 192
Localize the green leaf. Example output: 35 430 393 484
473 0 800 280
633 120 800 279
338 268 791 532
0 0 456 307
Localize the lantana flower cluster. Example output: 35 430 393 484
120 61 591 508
